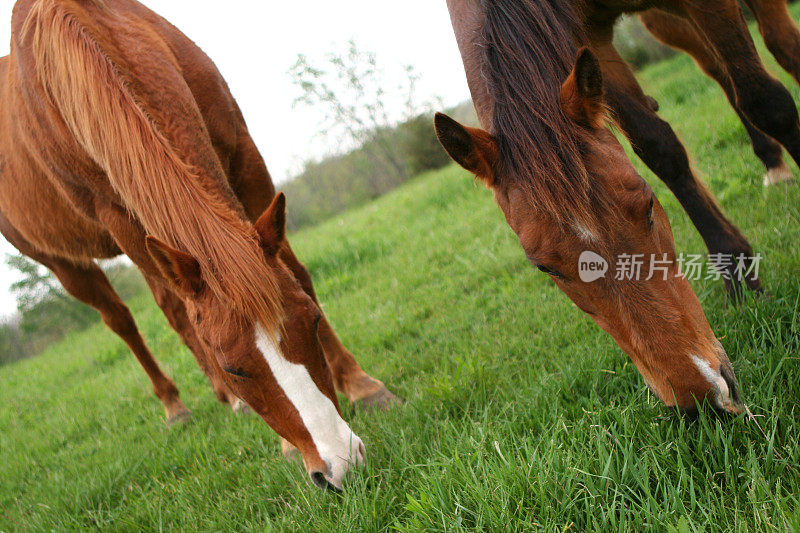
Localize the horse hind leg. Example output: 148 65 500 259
0 211 189 424
682 0 800 168
763 158 794 186
641 9 794 187
746 0 800 86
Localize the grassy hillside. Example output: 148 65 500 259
2 12 800 531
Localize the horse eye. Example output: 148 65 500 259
537 265 562 278
647 197 655 228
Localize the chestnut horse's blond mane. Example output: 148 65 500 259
22 0 284 335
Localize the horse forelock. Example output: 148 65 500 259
481 0 614 234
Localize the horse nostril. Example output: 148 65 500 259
691 352 743 413
358 441 366 463
719 361 741 406
310 471 342 493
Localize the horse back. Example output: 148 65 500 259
12 1 269 211
119 0 275 216
3 0 273 264
138 5 276 219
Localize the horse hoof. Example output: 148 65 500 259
356 386 403 412
232 398 252 415
763 163 794 187
166 408 192 428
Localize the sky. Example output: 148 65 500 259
0 0 471 317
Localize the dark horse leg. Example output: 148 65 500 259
745 0 800 86
0 214 190 425
144 276 248 412
229 129 401 409
591 40 761 295
680 0 800 167
641 9 794 186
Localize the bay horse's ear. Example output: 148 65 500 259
145 236 205 298
255 192 286 255
560 47 605 129
434 112 498 187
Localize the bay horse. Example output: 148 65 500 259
0 0 397 491
436 0 766 414
640 0 800 186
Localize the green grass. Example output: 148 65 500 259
3 12 800 532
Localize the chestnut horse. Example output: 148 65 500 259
640 0 800 186
0 0 397 491
437 0 759 414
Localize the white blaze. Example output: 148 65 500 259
255 326 364 487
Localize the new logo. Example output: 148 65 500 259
578 251 608 282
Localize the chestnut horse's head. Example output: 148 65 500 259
436 49 742 415
146 194 362 491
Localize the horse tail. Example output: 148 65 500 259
21 0 284 335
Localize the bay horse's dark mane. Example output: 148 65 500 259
482 0 609 227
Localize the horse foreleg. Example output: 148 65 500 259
641 9 793 186
51 259 190 425
682 0 800 167
745 0 800 86
278 242 402 410
0 212 189 424
592 41 761 296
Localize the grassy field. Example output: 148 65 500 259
2 13 800 532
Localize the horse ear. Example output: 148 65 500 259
560 47 605 128
145 236 205 298
434 112 498 187
255 192 286 255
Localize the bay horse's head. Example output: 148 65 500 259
145 194 362 491
436 49 742 415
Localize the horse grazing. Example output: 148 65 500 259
0 0 397 491
640 0 800 186
437 0 754 414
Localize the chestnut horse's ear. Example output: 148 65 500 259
560 47 605 128
145 236 205 298
255 192 286 255
434 112 498 187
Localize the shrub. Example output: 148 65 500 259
0 256 146 365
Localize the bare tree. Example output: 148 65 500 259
290 40 438 194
